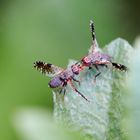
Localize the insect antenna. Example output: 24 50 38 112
34 61 52 74
34 61 45 70
89 20 99 53
90 20 96 41
112 62 128 71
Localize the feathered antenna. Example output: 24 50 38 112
89 20 99 53
34 61 53 74
90 20 96 41
112 62 128 71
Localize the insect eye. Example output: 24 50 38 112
82 57 91 65
85 57 90 62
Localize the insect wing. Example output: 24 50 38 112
49 64 64 77
34 61 63 77
88 41 100 54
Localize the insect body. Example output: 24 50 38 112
81 20 127 79
34 61 89 101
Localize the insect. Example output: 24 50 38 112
34 61 89 101
81 20 127 80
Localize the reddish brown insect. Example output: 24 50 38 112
81 20 127 80
34 61 89 101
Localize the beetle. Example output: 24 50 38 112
81 20 127 80
34 61 89 101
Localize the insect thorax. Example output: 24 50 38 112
60 69 74 80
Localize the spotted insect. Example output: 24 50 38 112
81 20 127 80
34 61 89 101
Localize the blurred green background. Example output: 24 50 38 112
0 0 140 140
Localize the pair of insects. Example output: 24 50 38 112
34 20 127 102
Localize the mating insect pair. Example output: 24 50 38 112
34 20 127 102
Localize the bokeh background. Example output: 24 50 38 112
0 0 140 140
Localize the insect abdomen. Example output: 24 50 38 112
49 76 62 88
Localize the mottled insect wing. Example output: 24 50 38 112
34 61 63 77
88 39 100 54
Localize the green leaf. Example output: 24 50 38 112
53 38 133 140
126 37 140 140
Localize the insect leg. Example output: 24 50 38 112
59 87 66 95
63 88 66 96
59 88 63 94
94 65 101 81
72 77 80 86
59 81 67 95
69 81 89 102
63 81 67 96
